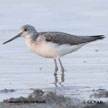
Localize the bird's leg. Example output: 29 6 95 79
54 59 58 75
58 58 64 73
53 59 58 87
58 58 65 86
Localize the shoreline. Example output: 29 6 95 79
0 89 108 108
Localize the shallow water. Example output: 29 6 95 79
0 0 108 102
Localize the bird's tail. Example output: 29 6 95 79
79 35 105 44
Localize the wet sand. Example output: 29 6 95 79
0 89 108 108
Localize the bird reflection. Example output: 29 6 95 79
59 72 64 86
53 70 65 87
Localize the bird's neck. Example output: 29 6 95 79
24 35 37 52
24 33 38 42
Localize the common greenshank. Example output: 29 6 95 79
3 24 105 74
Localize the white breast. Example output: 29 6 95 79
25 37 85 58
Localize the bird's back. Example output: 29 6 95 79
38 32 104 45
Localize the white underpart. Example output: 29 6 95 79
25 36 86 59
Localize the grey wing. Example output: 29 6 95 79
38 32 104 45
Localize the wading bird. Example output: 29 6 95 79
3 25 104 76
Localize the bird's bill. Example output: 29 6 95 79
3 33 21 44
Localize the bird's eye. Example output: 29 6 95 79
24 29 27 31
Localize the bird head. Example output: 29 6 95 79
3 24 38 44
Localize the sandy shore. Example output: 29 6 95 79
0 89 108 108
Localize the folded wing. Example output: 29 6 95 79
38 32 104 45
